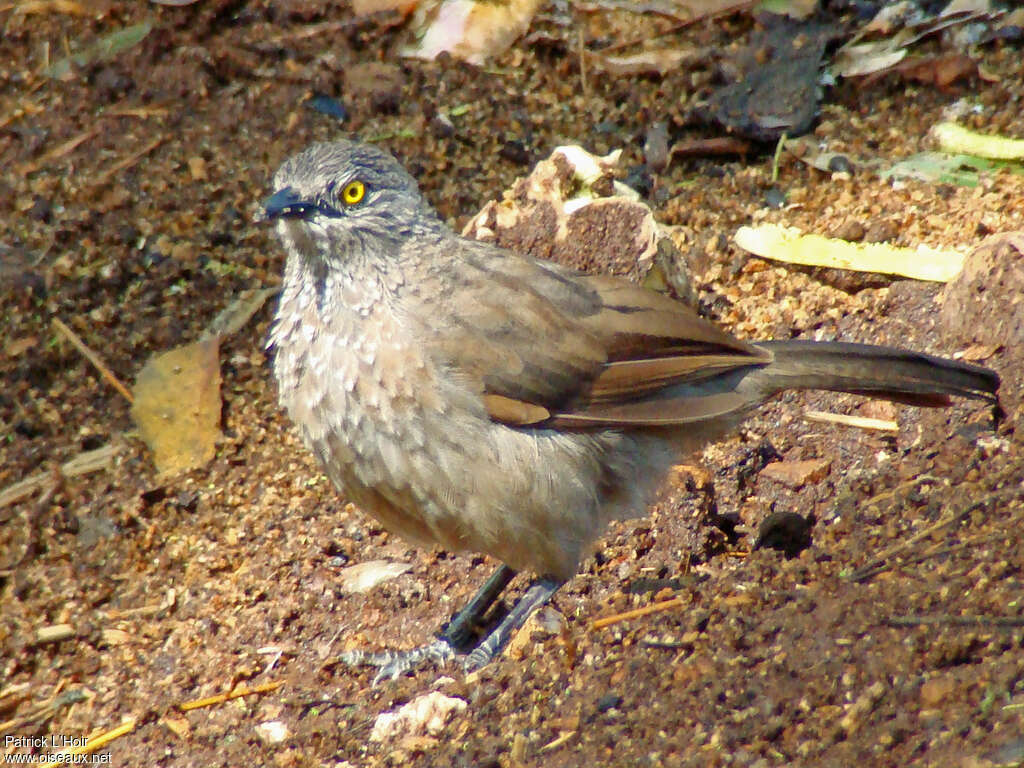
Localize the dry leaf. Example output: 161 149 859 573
404 0 541 65
131 337 222 475
337 560 412 593
735 223 966 282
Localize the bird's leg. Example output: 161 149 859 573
337 565 562 683
463 577 562 671
440 564 517 651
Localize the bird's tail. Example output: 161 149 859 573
752 340 1000 407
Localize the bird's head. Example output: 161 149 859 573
263 140 440 271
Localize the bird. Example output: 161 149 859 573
262 139 1000 681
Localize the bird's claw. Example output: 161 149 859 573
338 638 458 685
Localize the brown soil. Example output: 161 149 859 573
3 3 1023 767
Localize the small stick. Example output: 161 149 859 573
593 597 684 630
596 0 755 54
40 718 136 768
771 132 787 183
178 681 284 712
0 442 119 509
845 484 1022 583
540 729 576 752
35 624 75 644
89 135 165 189
578 28 588 97
17 128 99 174
102 104 170 119
804 410 898 432
51 317 133 404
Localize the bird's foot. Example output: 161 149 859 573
337 575 562 685
338 638 458 685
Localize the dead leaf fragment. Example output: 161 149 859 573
932 121 1024 160
42 21 153 79
404 0 541 65
959 343 1000 361
735 224 966 282
337 560 412 593
890 53 977 90
16 0 92 15
131 337 222 475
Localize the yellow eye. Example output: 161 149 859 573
342 180 365 205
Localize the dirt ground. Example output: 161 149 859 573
3 2 1024 766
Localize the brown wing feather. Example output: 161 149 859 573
586 354 767 402
417 240 771 429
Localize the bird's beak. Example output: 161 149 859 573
262 187 313 221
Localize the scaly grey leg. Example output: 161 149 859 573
441 564 517 650
464 577 563 671
337 568 562 683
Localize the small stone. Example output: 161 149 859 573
831 220 865 242
863 219 898 243
920 676 957 707
763 187 786 209
759 458 831 488
188 156 207 181
255 720 289 744
170 241 196 262
840 681 886 734
28 196 52 222
369 692 467 743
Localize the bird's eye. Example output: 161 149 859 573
342 180 365 205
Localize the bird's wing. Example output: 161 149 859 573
416 241 771 429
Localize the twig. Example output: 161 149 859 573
578 27 588 97
35 624 75 644
88 135 165 190
853 530 1006 584
593 597 684 630
0 688 87 735
178 681 284 712
51 317 133 404
771 132 787 183
102 103 170 119
803 410 898 433
0 442 120 509
267 18 380 45
40 718 136 768
845 484 1023 583
540 729 576 752
0 469 59 570
596 0 756 54
17 128 99 174
573 1 688 23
